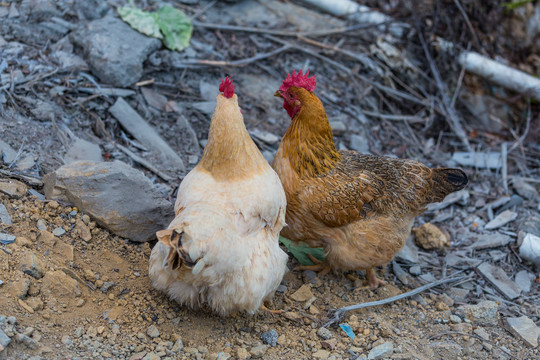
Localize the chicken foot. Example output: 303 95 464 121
260 304 284 315
366 268 387 290
297 254 332 276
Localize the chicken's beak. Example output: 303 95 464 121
274 90 283 98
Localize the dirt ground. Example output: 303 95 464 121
1 0 539 359
0 192 536 360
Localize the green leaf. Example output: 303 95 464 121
279 236 325 266
501 0 535 11
118 6 162 39
156 5 193 51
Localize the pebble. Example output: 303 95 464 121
52 227 66 236
236 347 250 360
368 342 394 359
249 345 268 358
473 327 490 341
142 352 160 360
101 281 115 293
450 315 462 324
171 338 184 352
260 329 278 347
276 284 287 293
290 284 314 302
146 325 160 338
409 265 422 275
317 327 333 340
412 223 449 249
61 335 71 345
36 219 47 231
477 263 521 300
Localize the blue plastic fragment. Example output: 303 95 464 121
339 323 356 339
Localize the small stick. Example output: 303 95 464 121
501 142 508 194
117 144 174 183
323 276 465 327
452 0 481 48
428 331 518 360
173 45 291 68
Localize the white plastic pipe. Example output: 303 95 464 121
459 51 540 100
299 0 408 38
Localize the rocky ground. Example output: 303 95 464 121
1 0 540 359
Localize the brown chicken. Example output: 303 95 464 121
272 70 468 289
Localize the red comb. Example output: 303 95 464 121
279 69 316 93
219 76 234 98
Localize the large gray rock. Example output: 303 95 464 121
43 160 173 242
71 16 161 87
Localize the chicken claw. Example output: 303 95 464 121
298 255 331 276
260 304 284 315
367 268 387 290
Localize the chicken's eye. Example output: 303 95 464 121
288 93 294 99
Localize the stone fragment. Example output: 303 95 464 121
146 325 160 339
71 16 161 86
0 179 27 198
260 329 278 347
368 342 394 359
477 262 521 300
485 210 518 230
20 251 46 279
505 316 540 347
514 270 533 293
317 327 333 340
0 204 12 225
470 233 512 250
249 345 268 359
290 284 314 302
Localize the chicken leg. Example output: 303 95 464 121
366 268 387 290
297 254 331 276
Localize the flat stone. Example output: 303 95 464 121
75 220 92 242
52 227 66 236
250 129 280 145
71 16 161 86
485 210 518 230
290 284 314 302
0 140 17 164
41 270 81 298
368 342 394 359
505 316 540 347
0 233 15 244
469 233 512 250
53 240 74 261
0 204 12 225
43 160 174 242
20 251 46 279
16 154 36 171
313 349 330 359
455 301 499 326
477 262 521 300
514 270 533 293
473 327 490 341
64 138 102 164
0 179 28 198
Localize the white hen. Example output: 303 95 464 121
149 77 287 315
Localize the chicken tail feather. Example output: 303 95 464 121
430 168 468 202
156 229 199 271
